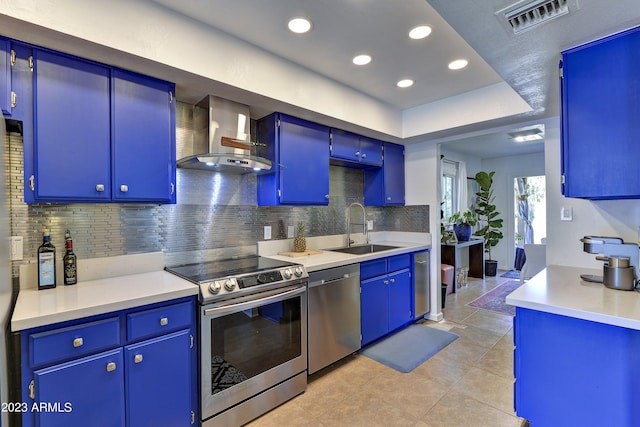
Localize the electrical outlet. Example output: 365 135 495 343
367 220 374 231
264 226 272 240
11 236 23 261
287 225 294 238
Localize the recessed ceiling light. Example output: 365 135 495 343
352 54 372 65
288 17 312 34
397 79 414 88
409 25 432 40
448 59 468 70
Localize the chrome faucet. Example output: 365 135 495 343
347 202 368 247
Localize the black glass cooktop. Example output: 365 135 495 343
165 256 298 284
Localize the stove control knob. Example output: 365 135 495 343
294 266 304 277
209 281 222 294
282 268 292 279
224 279 236 291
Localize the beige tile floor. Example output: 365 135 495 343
248 273 525 427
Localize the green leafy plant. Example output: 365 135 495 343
474 171 503 260
448 209 477 226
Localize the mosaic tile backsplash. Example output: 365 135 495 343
4 103 428 277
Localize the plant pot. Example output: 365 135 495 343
485 260 498 277
453 224 472 242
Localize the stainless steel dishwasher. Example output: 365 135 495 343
308 264 361 374
413 251 430 319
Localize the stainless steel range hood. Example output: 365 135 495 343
177 96 272 173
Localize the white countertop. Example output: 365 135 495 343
506 264 640 330
12 269 197 332
259 232 431 272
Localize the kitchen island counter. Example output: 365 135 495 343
506 264 640 330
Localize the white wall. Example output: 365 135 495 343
544 118 640 271
405 141 442 321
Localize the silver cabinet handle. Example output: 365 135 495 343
355 151 360 157
134 354 143 364
361 153 367 158
73 337 83 348
384 280 389 285
325 194 330 199
96 184 105 192
160 317 168 326
106 362 116 372
120 184 128 193
390 278 395 283
387 196 392 201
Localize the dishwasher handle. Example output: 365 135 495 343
309 273 359 289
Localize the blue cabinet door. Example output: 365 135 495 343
331 128 360 163
125 329 191 427
112 69 176 203
279 115 330 204
361 275 389 346
364 142 405 206
33 348 125 427
33 49 111 202
359 136 383 166
388 269 412 331
1 37 10 115
561 27 640 199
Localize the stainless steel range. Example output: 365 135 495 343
165 256 308 427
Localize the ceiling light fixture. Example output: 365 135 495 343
397 79 414 88
448 59 469 70
352 54 372 65
509 128 544 143
288 17 312 34
409 25 432 40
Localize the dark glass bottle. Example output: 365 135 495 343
63 230 77 285
38 230 56 290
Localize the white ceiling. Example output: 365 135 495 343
152 0 640 158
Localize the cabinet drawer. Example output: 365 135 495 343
360 259 387 280
127 301 192 342
30 317 120 367
388 254 410 271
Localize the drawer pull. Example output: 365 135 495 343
73 338 84 348
160 317 169 326
106 362 116 372
134 354 143 364
96 184 105 192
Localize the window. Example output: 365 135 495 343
441 160 458 220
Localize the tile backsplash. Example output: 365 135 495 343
4 104 428 277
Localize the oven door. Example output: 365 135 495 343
200 282 307 421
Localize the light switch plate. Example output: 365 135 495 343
560 207 573 221
11 236 23 261
287 226 294 238
264 226 272 240
367 220 374 231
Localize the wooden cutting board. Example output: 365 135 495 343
278 250 323 257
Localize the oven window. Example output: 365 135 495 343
209 296 302 395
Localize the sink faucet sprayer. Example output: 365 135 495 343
347 202 368 247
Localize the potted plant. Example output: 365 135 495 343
474 171 504 276
448 209 477 242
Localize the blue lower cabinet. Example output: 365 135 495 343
125 330 191 427
33 349 125 427
361 276 390 346
21 297 196 427
360 256 413 346
514 307 640 426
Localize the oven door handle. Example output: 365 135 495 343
203 285 306 318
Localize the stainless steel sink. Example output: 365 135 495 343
328 244 400 255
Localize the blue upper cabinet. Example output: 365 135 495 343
112 69 176 203
363 142 405 206
33 49 112 202
330 128 383 167
257 113 330 205
561 26 640 199
28 48 176 204
1 36 11 116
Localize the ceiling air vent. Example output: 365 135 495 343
502 0 570 34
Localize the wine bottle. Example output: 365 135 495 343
63 230 77 285
38 230 56 290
